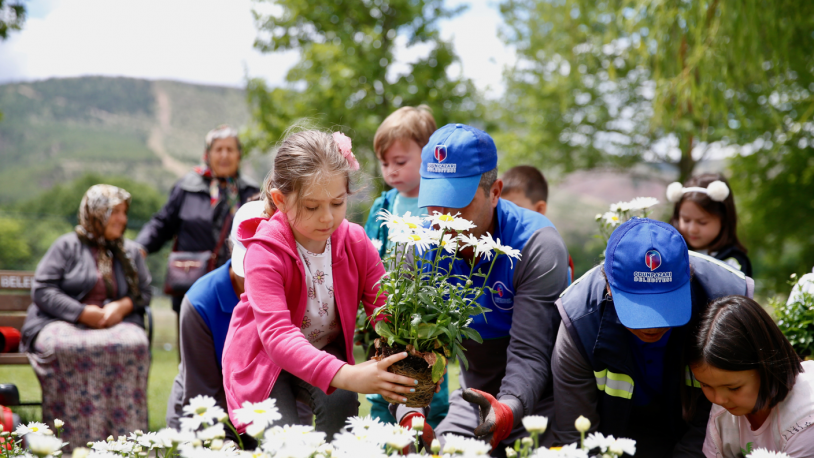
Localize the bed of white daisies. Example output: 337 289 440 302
2 399 789 458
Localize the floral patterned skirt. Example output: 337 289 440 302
29 321 149 448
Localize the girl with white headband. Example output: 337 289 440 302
666 173 752 276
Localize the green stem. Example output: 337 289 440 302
580 430 585 450
224 421 244 451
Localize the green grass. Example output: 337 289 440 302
0 296 461 431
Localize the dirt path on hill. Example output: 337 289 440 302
147 85 189 178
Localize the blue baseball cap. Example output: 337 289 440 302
604 218 692 329
418 123 498 209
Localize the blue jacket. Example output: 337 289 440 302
557 252 754 447
422 199 557 340
364 188 399 258
185 259 239 366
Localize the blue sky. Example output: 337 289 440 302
0 0 514 96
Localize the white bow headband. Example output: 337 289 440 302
666 180 730 203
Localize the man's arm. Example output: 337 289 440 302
550 321 601 446
135 183 184 254
497 227 570 420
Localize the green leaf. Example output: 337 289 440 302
462 327 483 344
375 320 396 340
417 323 437 339
431 352 447 383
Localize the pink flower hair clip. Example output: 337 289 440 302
333 132 359 171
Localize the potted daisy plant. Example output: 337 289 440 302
370 210 521 407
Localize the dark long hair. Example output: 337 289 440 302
669 173 747 253
685 295 801 417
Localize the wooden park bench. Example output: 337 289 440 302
0 270 153 407
0 270 34 366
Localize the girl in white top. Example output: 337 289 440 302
686 295 814 457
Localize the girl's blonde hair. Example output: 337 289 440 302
263 130 356 218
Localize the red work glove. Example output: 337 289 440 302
462 388 514 450
400 412 435 453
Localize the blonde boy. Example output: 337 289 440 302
365 105 436 255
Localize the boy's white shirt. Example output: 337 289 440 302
703 360 814 457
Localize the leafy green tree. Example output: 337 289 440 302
245 0 485 175
0 0 24 40
496 0 814 183
731 147 814 292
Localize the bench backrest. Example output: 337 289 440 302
0 271 34 363
0 270 33 331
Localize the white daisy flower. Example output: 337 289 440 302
746 449 792 458
233 399 282 430
181 395 226 431
197 423 226 441
389 229 435 253
532 443 589 458
26 433 64 456
610 201 632 212
627 197 659 211
369 238 383 252
15 421 51 436
377 210 424 233
382 424 416 449
521 415 549 434
442 434 491 455
428 211 477 233
601 211 621 227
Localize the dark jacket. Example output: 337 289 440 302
711 245 752 278
552 252 755 456
135 171 259 262
363 188 399 258
20 233 153 352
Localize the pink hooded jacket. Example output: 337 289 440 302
222 210 385 429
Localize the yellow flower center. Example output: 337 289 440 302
254 409 266 414
409 235 421 241
611 216 619 221
439 215 454 222
406 223 418 229
31 427 38 432
440 241 447 246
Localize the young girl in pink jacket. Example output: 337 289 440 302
221 130 418 440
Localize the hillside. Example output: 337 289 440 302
0 77 250 203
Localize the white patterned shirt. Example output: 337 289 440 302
295 239 339 349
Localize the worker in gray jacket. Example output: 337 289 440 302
551 218 754 457
392 124 571 454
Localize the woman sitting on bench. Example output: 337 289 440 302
20 184 152 449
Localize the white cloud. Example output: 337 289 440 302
0 0 514 95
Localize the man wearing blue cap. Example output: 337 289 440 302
392 123 571 452
551 218 754 456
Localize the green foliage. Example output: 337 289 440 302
245 0 486 176
731 147 814 292
772 273 814 358
0 218 31 268
496 0 814 182
0 0 25 40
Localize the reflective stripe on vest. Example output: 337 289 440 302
594 369 635 399
685 366 702 388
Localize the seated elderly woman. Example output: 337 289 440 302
20 184 152 448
